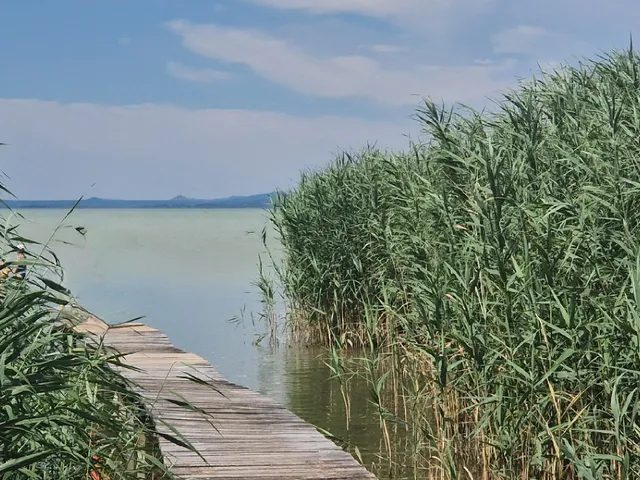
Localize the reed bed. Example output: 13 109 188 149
266 47 640 478
0 192 193 478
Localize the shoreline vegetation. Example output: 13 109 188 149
0 193 199 478
0 252 165 478
262 47 640 478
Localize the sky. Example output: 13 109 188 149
0 1 638 199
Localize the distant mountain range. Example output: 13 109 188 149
2 193 276 209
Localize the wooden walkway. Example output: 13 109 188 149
74 312 376 480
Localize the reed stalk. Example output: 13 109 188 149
264 46 640 478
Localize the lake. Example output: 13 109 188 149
15 208 418 479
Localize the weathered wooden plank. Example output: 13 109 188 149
75 311 376 480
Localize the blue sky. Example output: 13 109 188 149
0 0 638 199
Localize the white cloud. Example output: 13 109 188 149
167 61 234 83
246 0 418 16
369 44 405 53
492 25 551 54
491 25 587 59
244 0 482 19
165 20 511 106
244 0 498 35
0 99 414 200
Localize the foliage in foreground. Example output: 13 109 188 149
0 206 170 478
269 47 640 478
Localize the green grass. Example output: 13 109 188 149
266 46 640 478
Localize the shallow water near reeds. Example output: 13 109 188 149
15 208 420 479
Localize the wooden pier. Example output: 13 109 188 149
74 312 376 479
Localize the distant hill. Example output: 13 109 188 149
2 193 276 209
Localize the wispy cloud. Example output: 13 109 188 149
243 0 499 35
166 61 234 83
243 0 482 20
491 25 587 59
0 99 413 199
117 37 131 45
166 20 511 106
492 25 551 54
369 44 405 53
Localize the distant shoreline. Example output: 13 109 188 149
5 204 267 209
2 193 276 210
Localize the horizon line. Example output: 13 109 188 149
3 192 276 202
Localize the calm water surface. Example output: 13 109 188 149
18 209 417 479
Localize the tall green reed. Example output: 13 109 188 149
0 192 200 477
266 46 640 478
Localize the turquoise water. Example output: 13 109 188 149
17 208 277 389
15 208 416 479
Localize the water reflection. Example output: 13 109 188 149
257 344 426 479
